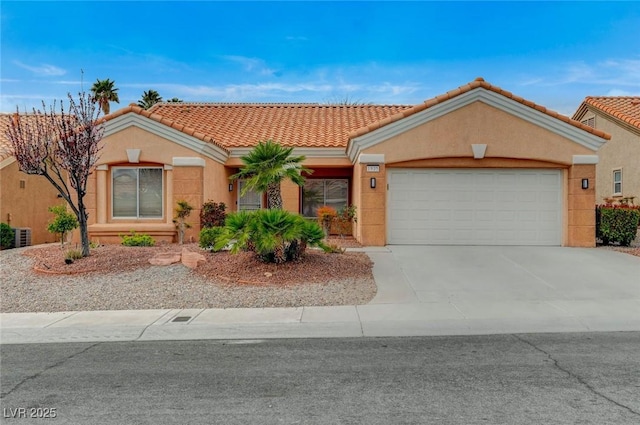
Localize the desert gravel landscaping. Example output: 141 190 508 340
0 240 376 313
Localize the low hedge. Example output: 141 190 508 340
596 205 640 246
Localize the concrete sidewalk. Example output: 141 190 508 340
2 246 639 344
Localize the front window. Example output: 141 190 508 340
112 167 163 218
302 179 348 218
238 180 262 211
613 169 622 195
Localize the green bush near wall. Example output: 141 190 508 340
0 223 15 249
120 232 156 247
596 205 640 246
199 226 226 251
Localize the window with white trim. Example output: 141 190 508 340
112 167 163 218
238 180 262 211
613 169 622 196
302 179 348 218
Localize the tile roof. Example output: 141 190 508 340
147 103 413 148
1 113 83 162
349 77 610 140
101 104 230 152
4 78 609 163
0 114 14 161
573 96 640 130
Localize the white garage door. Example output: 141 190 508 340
387 169 562 245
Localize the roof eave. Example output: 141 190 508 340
348 88 609 163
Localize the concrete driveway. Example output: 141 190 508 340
365 245 640 335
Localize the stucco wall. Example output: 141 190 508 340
0 160 60 245
585 111 640 203
355 101 599 247
85 124 228 243
365 102 594 165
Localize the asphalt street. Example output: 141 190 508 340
1 332 639 424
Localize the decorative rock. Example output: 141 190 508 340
181 248 206 269
149 253 181 266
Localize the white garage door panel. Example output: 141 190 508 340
388 169 562 245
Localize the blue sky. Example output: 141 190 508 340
1 1 639 115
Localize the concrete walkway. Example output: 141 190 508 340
1 246 639 344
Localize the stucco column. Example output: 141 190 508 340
164 165 173 224
567 159 597 247
357 154 386 246
96 165 108 224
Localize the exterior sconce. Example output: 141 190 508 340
581 179 589 190
229 183 234 192
370 177 376 189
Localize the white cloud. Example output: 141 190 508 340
285 36 308 41
525 58 640 88
13 61 66 77
222 55 277 76
605 88 640 96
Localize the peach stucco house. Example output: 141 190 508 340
572 97 640 204
0 114 61 245
3 78 611 247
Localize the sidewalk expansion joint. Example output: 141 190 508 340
43 311 79 328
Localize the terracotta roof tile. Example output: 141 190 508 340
100 104 230 152
576 96 640 130
146 103 413 149
0 114 14 161
348 77 610 140
0 113 61 162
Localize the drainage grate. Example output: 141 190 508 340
172 316 191 323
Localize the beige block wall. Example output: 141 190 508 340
0 160 61 245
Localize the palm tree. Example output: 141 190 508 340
167 97 183 103
137 90 163 109
231 140 311 210
90 78 119 115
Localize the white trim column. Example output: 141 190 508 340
96 165 108 224
164 165 173 224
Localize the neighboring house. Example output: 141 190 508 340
0 114 61 246
2 78 611 248
572 97 640 204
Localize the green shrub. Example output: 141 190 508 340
200 201 227 228
0 223 15 249
199 226 226 251
47 204 79 245
120 232 156 247
596 205 640 246
215 210 328 263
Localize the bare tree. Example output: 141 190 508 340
5 91 104 257
323 94 372 106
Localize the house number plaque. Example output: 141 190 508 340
366 165 380 172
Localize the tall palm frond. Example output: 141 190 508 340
231 139 311 209
90 78 120 115
137 90 163 110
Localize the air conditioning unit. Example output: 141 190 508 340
12 227 32 248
